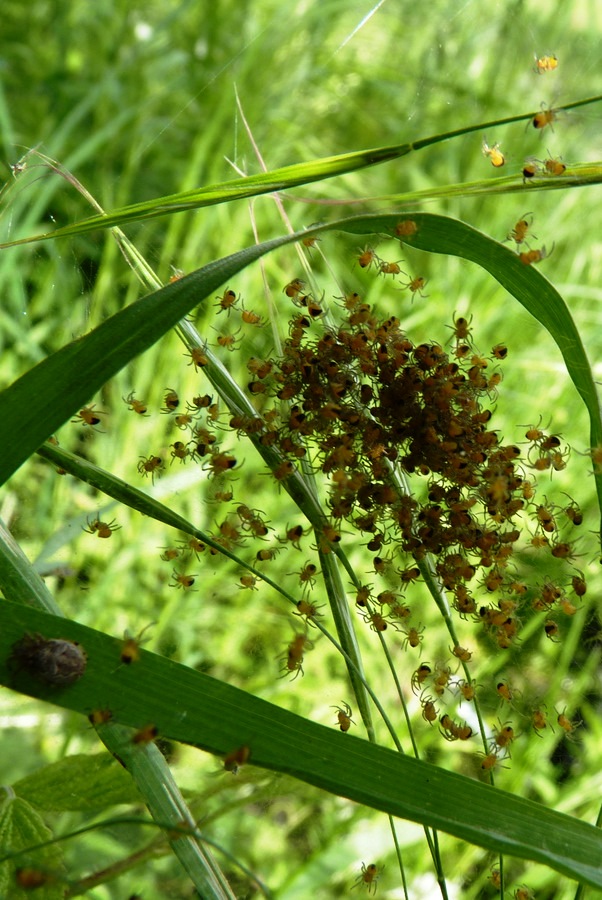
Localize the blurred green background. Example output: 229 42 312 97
1 1 602 897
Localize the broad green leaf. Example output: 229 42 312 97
0 795 65 900
0 601 601 889
1 95 601 248
13 753 141 812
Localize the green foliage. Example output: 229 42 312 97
13 754 141 812
0 796 65 900
2 2 602 898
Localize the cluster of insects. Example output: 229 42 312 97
63 57 591 888
75 246 587 770
195 254 589 803
65 211 588 885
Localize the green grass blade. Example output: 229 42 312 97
370 160 602 206
2 95 601 248
1 600 600 889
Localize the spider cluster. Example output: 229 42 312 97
232 282 585 658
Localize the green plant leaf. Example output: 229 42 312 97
0 600 601 889
13 753 141 812
0 794 65 899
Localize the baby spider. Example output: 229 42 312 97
531 705 551 735
170 441 191 464
506 213 535 246
177 536 206 559
421 695 438 724
160 547 181 562
72 405 106 429
239 574 259 590
88 707 113 726
353 862 382 894
543 154 566 176
241 306 265 326
411 663 432 694
356 246 379 270
161 388 180 413
395 218 418 237
223 745 250 774
332 702 355 732
522 161 539 182
186 347 209 371
169 570 198 590
123 391 149 416
280 633 312 680
378 258 404 277
119 624 153 665
491 720 517 752
447 312 473 345
400 275 428 299
83 516 121 539
215 288 239 314
532 103 557 131
283 278 306 299
556 709 582 739
402 624 424 650
519 244 553 265
480 749 508 771
482 139 505 168
216 330 241 351
451 644 472 663
534 53 558 74
293 561 318 591
132 723 159 745
294 599 324 625
496 681 521 705
137 454 163 482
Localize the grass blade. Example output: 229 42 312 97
0 600 600 889
2 95 601 248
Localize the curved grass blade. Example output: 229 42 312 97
0 600 601 889
1 95 601 248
